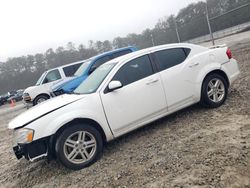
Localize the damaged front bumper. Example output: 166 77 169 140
13 137 51 162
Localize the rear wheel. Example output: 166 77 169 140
200 73 228 108
55 124 103 170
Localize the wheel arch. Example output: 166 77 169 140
33 93 50 103
199 69 229 107
201 69 230 89
50 118 107 154
194 68 230 103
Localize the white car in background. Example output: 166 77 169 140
9 43 239 170
23 61 83 106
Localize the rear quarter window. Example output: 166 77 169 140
183 48 191 56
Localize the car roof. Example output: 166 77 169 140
106 43 205 65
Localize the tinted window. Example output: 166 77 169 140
112 55 153 87
63 63 82 77
43 69 61 84
92 56 111 69
154 48 187 71
112 49 133 59
183 48 191 56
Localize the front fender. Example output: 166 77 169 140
25 86 50 101
25 94 114 142
45 109 114 141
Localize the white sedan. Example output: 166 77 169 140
9 43 240 170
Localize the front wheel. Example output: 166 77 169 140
33 95 49 106
200 73 228 108
55 124 103 170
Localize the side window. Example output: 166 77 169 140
111 49 133 59
43 69 61 84
154 48 188 71
183 48 191 56
112 55 153 87
63 63 82 77
93 56 111 69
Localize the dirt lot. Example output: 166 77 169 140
0 37 249 188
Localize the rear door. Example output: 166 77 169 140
153 48 196 111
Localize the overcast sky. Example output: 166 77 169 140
0 0 199 61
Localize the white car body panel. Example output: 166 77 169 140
26 93 113 140
100 73 167 136
221 58 240 84
9 94 84 129
8 43 240 162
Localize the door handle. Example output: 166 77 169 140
146 78 159 85
189 62 199 68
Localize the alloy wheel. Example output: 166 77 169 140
63 131 97 164
207 78 225 103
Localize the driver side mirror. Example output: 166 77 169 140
108 81 123 91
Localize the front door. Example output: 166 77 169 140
100 55 167 137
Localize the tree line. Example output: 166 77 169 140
0 0 249 94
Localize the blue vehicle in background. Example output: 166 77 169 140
52 46 137 96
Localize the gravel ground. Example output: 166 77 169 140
0 37 249 188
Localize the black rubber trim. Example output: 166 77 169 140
149 53 159 73
14 136 51 160
183 48 191 57
14 97 84 130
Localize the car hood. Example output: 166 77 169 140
51 76 77 91
24 86 36 94
8 94 85 129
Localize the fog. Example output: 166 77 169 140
0 0 200 61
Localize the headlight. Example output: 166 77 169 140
14 128 34 144
23 93 31 101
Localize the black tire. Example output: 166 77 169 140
55 124 103 170
200 73 228 108
33 95 49 106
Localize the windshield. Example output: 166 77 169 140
74 63 116 94
35 72 47 86
74 59 92 77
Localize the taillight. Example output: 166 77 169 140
226 48 232 59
